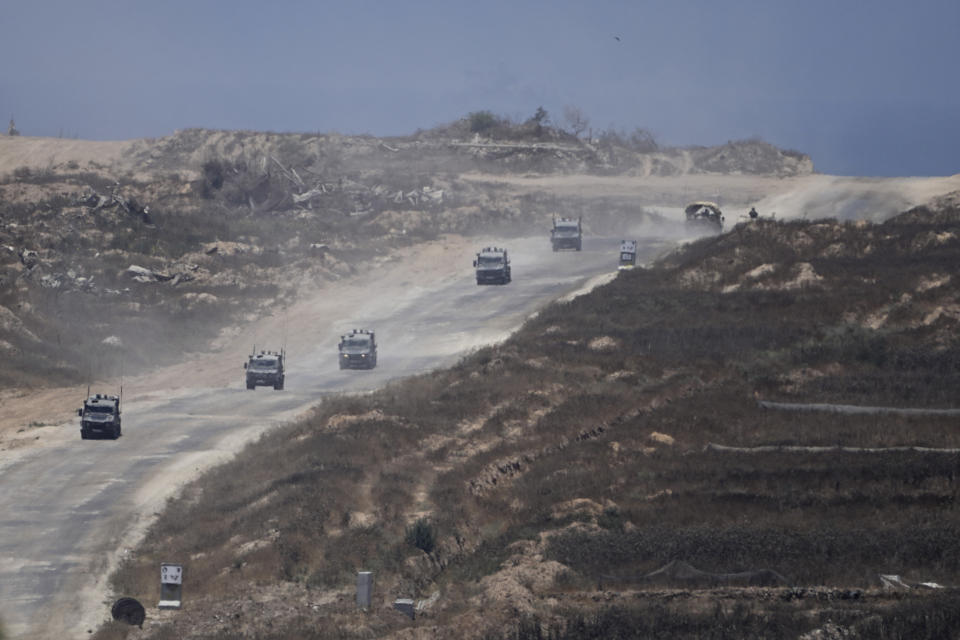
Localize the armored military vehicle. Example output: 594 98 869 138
245 349 285 390
618 240 638 270
685 201 724 232
78 393 121 439
339 329 378 369
473 247 511 285
550 216 583 251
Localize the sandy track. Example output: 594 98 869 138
0 235 478 457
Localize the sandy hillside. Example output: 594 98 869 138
2 133 958 456
0 135 138 173
466 172 960 222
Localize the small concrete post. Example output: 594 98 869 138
356 571 373 610
393 598 415 620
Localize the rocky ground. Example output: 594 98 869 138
3 122 960 639
0 123 852 451
92 188 960 638
2 126 954 393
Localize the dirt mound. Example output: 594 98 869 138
887 189 960 225
693 139 813 176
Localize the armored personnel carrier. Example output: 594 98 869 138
339 329 378 369
550 216 582 251
78 393 121 439
245 349 285 390
685 201 724 232
473 247 512 285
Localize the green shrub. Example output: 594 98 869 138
468 111 498 134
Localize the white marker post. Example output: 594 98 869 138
158 563 183 609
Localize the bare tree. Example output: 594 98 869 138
629 127 658 152
562 106 589 138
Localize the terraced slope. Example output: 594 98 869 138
99 195 960 639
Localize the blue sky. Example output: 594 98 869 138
2 0 958 176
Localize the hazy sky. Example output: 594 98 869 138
2 0 958 177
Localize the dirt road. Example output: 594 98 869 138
0 232 657 638
2 134 957 636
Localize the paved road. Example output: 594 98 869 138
0 235 668 638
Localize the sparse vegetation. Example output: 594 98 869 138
405 517 437 554
468 110 499 134
97 195 960 637
0 118 813 385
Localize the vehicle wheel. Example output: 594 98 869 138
274 380 284 390
576 241 582 251
246 382 255 390
81 431 89 440
113 426 121 439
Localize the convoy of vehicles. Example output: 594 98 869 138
78 393 122 440
244 349 285 390
550 216 582 251
77 212 732 437
473 247 512 285
339 329 378 369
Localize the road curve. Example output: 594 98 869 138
0 234 669 638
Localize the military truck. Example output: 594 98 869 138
550 216 582 251
473 247 511 285
684 201 724 232
78 393 121 440
339 329 378 369
618 240 638 270
244 349 285 390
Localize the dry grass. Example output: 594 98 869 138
100 203 960 638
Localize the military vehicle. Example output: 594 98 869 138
244 349 285 390
473 247 511 285
618 240 638 270
685 201 724 232
550 216 582 251
78 393 121 439
339 329 378 369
